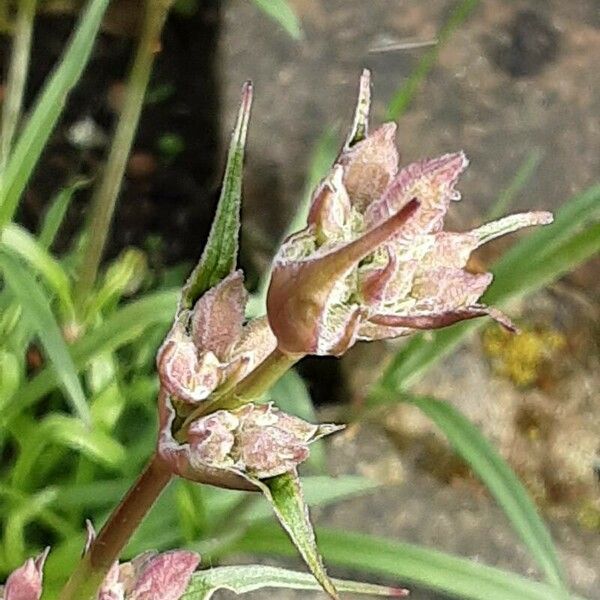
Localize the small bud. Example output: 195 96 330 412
158 397 342 487
157 272 276 404
3 549 48 600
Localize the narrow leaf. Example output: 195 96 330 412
38 179 88 249
1 223 75 319
3 289 178 427
401 395 567 591
182 564 407 599
254 471 339 599
0 0 110 227
252 0 303 40
0 249 89 424
181 82 252 310
233 526 578 600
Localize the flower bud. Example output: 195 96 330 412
157 271 276 404
2 549 48 600
158 397 342 488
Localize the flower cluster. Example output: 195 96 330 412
0 542 199 600
157 271 341 490
267 124 552 356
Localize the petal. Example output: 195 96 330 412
157 392 256 491
366 151 468 236
307 166 353 244
410 267 493 310
190 270 247 359
337 123 399 211
4 549 49 600
232 316 278 371
367 304 516 332
129 551 200 600
358 245 398 305
469 211 553 246
268 200 419 355
187 410 239 469
157 323 223 403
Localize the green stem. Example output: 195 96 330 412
73 0 171 313
0 0 36 172
58 453 173 600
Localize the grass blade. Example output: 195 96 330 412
2 289 178 427
399 395 567 591
252 0 303 40
232 526 577 600
0 249 89 423
0 0 110 227
386 0 479 120
1 223 75 319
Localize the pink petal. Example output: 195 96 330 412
366 151 468 236
337 123 399 211
358 245 398 305
268 200 419 355
4 549 48 600
129 551 200 600
190 270 247 359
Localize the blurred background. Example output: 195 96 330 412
0 1 599 598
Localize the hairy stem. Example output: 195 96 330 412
73 0 171 313
0 0 36 172
58 454 173 600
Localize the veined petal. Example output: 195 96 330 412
469 211 553 247
410 267 493 310
420 232 479 269
366 151 468 236
190 270 247 360
268 200 419 354
129 551 200 600
307 166 353 244
337 123 399 211
157 323 223 403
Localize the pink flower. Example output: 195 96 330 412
1 549 48 600
1 545 199 600
157 271 276 403
159 400 342 488
267 82 552 356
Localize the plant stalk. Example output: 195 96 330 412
0 0 36 172
58 453 173 600
73 0 171 313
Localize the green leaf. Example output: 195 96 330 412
0 249 89 424
386 0 479 120
233 526 578 600
182 564 406 599
400 395 567 592
271 370 326 472
181 83 253 310
38 179 88 250
1 223 75 319
0 0 110 227
3 288 178 427
252 0 303 40
372 184 600 394
256 471 339 599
